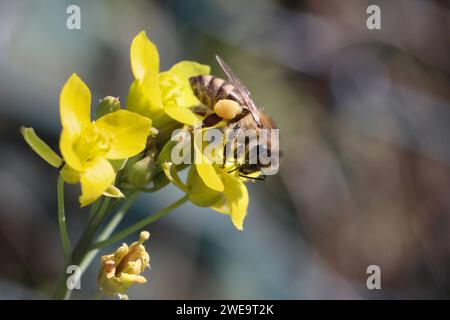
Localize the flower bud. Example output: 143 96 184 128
95 96 121 119
126 156 157 187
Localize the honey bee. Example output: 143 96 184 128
189 55 279 179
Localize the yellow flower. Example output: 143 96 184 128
127 31 210 128
59 74 152 206
161 128 249 230
186 164 249 231
98 231 151 299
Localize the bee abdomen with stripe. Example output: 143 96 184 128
189 75 245 110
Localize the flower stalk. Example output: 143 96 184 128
91 194 189 249
57 175 71 260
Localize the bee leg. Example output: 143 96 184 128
223 124 242 168
227 166 240 174
202 113 223 127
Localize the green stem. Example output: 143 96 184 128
74 193 139 279
53 194 135 300
70 197 111 264
53 196 111 300
88 198 102 221
90 197 112 232
57 175 71 260
97 193 139 242
90 195 188 249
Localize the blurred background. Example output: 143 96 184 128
1 0 450 299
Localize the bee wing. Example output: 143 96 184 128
215 55 262 127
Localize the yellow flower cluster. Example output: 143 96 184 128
22 31 253 230
22 30 251 229
126 31 250 231
22 30 261 298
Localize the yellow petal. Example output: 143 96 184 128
60 164 80 184
168 61 210 80
210 197 230 215
222 173 249 231
60 73 91 138
103 185 125 198
186 166 222 207
130 31 159 79
127 79 151 117
192 129 224 192
60 128 84 171
165 106 201 126
168 61 210 108
195 163 224 192
127 74 165 123
162 162 188 193
79 158 115 207
141 71 164 110
95 110 152 159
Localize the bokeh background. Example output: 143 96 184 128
1 0 450 299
